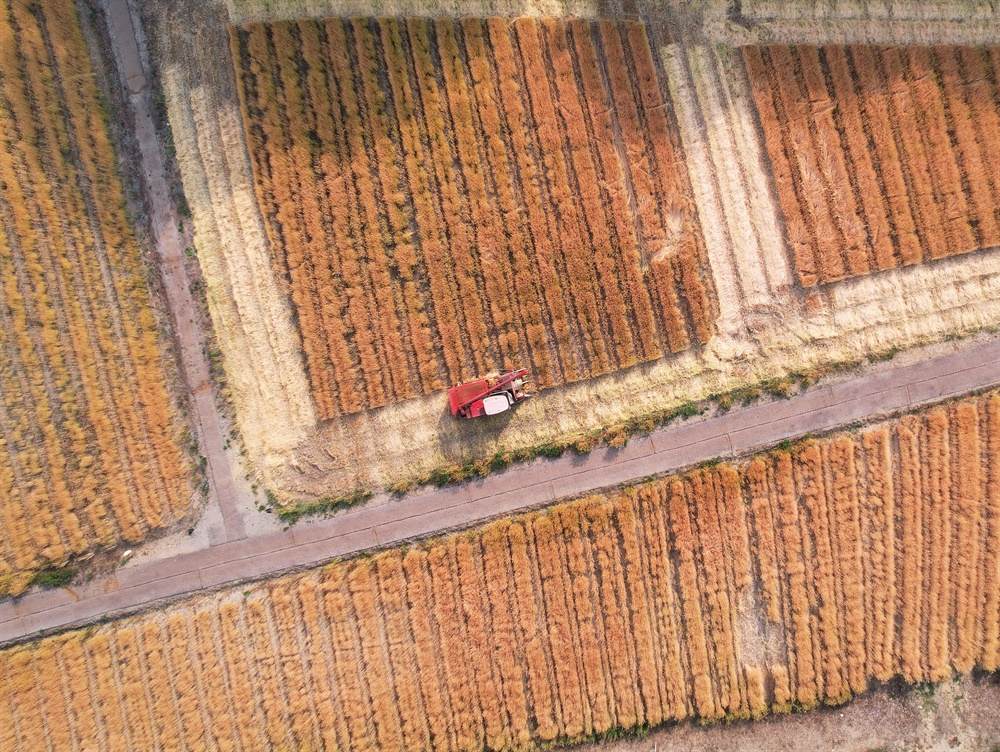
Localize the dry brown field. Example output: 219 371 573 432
744 44 1000 287
0 0 192 595
230 17 713 419
4 390 1000 750
151 0 1000 500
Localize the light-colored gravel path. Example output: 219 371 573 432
105 0 245 544
2 332 997 645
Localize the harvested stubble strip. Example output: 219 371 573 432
896 418 925 681
350 19 420 401
922 409 952 681
294 579 348 752
934 47 1000 249
508 521 560 740
320 566 375 749
592 20 688 353
532 515 587 737
349 560 406 752
286 21 363 414
614 494 665 725
635 486 690 720
461 18 552 384
797 46 871 277
589 500 642 727
827 438 866 693
322 19 398 405
772 452 818 705
270 585 321 746
958 47 1000 247
822 46 898 272
112 628 157 749
621 20 712 343
236 25 327 407
982 396 1000 670
514 17 610 375
268 22 344 416
878 46 950 260
406 18 489 380
666 480 718 718
559 504 614 733
485 17 577 383
437 18 522 369
768 45 848 283
401 550 452 750
847 45 922 266
453 537 507 749
427 543 483 750
952 402 983 673
569 20 660 361
375 553 432 750
742 45 819 287
689 473 742 714
795 443 846 701
860 429 896 680
906 47 976 258
481 525 532 746
542 19 636 369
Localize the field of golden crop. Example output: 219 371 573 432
229 16 714 419
744 44 1000 287
4 390 999 749
0 0 191 594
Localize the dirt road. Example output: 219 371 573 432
1 331 998 645
104 0 245 543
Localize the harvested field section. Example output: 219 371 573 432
229 16 714 419
8 391 1000 749
0 0 190 594
743 44 1000 287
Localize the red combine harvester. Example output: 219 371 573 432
448 369 531 419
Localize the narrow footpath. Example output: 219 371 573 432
2 335 998 646
104 0 245 543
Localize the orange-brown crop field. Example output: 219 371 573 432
744 44 1000 287
0 0 190 594
5 391 1000 750
229 17 714 419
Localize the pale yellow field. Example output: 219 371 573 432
148 0 1000 502
3 390 999 750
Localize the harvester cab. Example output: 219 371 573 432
447 368 531 419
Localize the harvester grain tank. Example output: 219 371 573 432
447 369 531 419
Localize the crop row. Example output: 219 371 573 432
0 0 190 594
744 44 1000 287
230 17 714 419
5 391 1000 749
